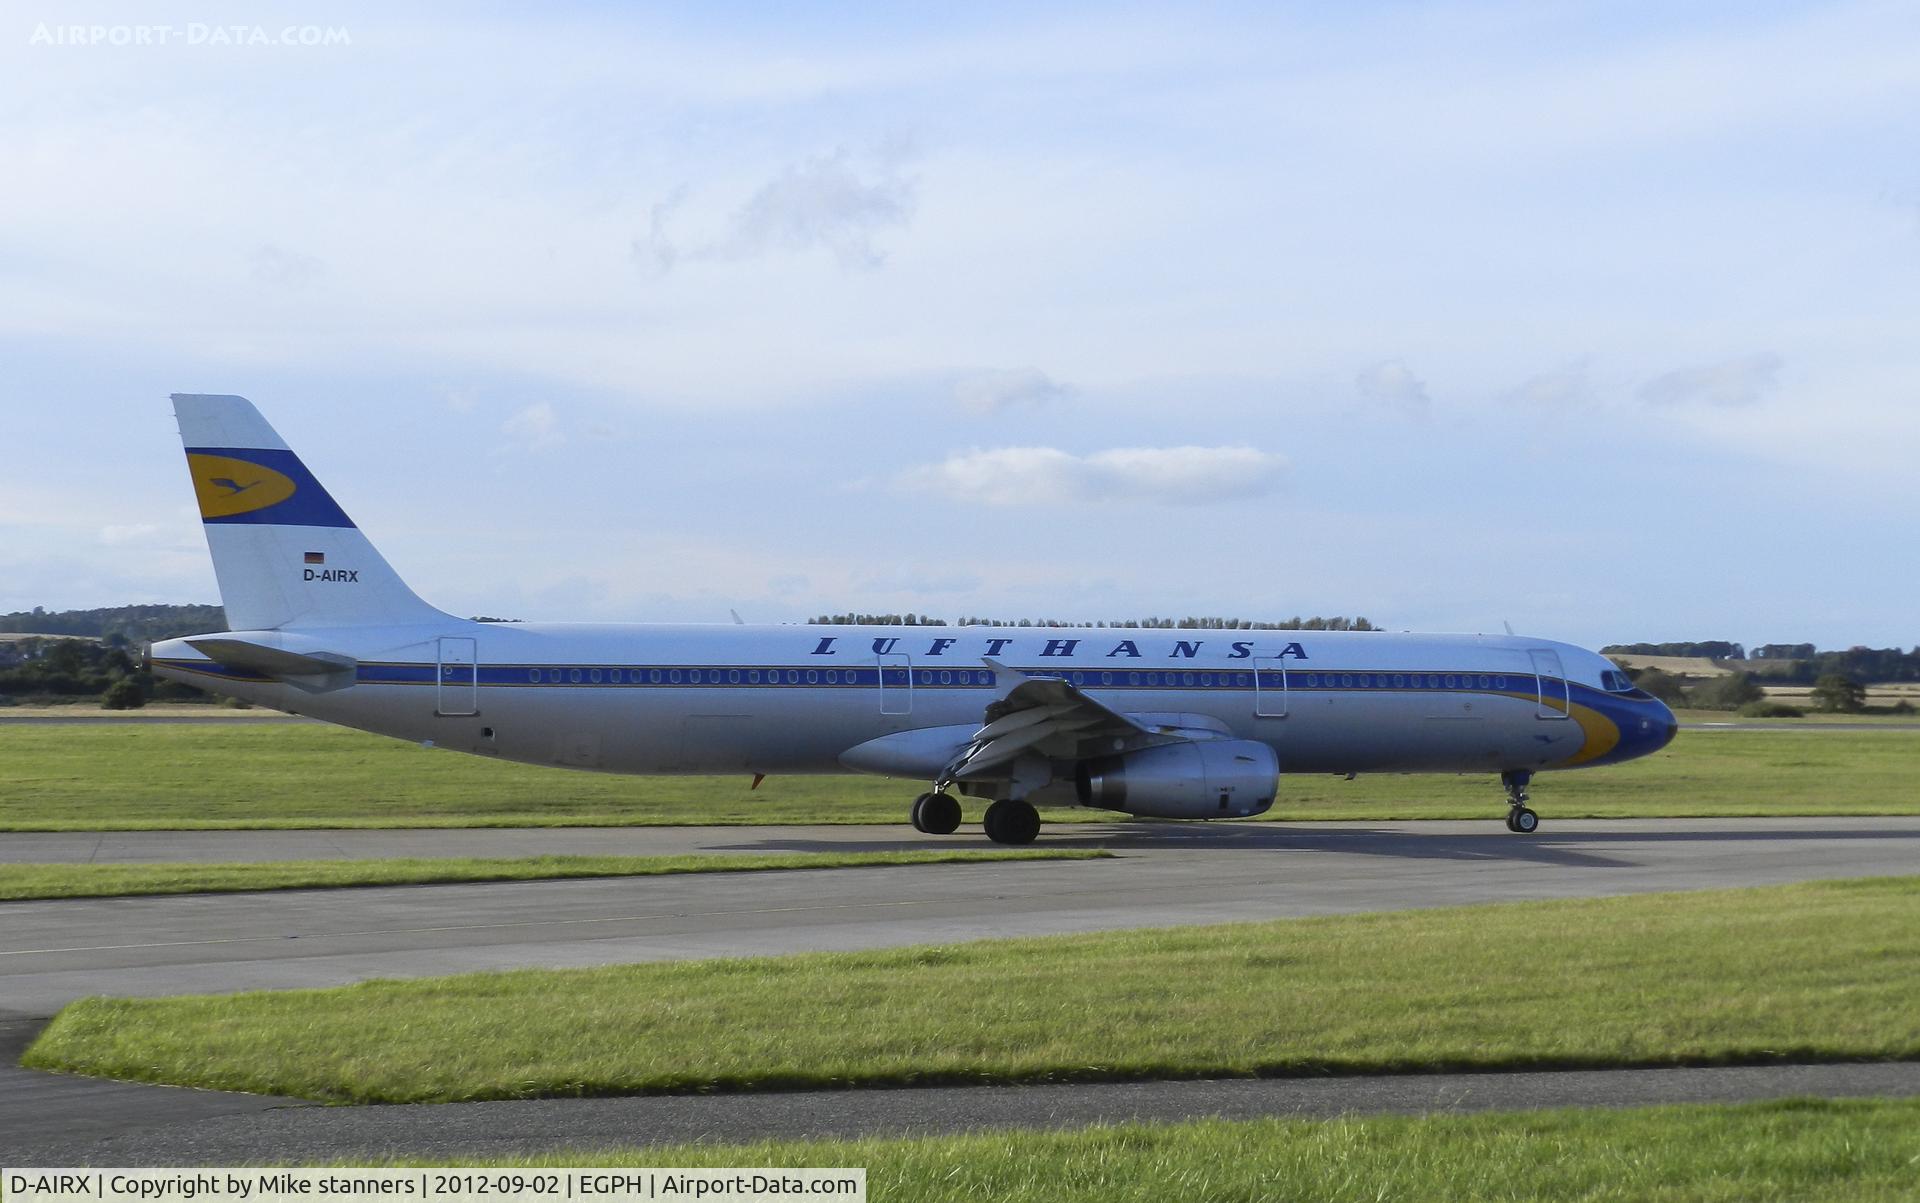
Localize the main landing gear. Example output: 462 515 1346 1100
909 791 962 835
1502 770 1539 834
982 798 1041 846
907 790 1041 844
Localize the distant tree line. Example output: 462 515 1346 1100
1603 640 1748 661
0 604 230 707
811 614 1378 631
0 636 206 708
0 604 226 645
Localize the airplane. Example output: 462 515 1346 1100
149 394 1679 843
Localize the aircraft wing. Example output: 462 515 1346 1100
940 658 1196 783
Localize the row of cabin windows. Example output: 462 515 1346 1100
522 667 989 686
517 667 1518 691
1059 670 1513 690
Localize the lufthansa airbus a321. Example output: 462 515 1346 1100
150 394 1679 843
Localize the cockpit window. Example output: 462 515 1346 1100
1601 669 1635 692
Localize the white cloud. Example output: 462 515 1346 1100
501 402 563 450
1507 360 1595 407
953 368 1072 413
1638 353 1783 407
643 149 917 272
1355 360 1430 414
913 445 1286 507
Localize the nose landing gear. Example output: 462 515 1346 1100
1502 770 1539 833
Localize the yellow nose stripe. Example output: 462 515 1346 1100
188 453 298 518
1561 700 1623 765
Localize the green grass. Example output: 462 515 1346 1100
387 1100 1920 1202
28 876 1920 1103
1674 707 1920 725
3 723 1917 830
0 849 1103 900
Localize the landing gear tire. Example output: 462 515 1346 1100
912 791 961 835
983 798 1041 845
1500 770 1536 833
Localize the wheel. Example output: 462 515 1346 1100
909 792 937 833
984 799 1041 845
1510 806 1539 834
920 792 962 835
1503 811 1519 832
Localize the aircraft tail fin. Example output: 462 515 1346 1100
172 393 452 631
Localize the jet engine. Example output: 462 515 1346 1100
1074 740 1278 819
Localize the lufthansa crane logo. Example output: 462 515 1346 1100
187 453 298 518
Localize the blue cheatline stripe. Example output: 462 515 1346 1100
155 658 1596 701
187 446 355 528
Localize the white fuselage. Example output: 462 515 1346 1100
152 621 1678 789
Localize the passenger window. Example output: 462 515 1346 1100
568 669 582 683
527 669 540 683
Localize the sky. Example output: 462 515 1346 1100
2 1 1916 651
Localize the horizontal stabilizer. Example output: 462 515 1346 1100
185 636 358 693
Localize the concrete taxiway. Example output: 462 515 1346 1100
6 819 1919 1013
4 817 1918 1162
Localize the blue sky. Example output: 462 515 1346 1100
2 1 1916 649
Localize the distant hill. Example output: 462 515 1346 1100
1605 639 1920 686
0 604 226 645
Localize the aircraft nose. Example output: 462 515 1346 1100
1653 700 1679 750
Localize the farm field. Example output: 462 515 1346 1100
3 722 1916 830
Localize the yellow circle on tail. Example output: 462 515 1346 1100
188 453 298 518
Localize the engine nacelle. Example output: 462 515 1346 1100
1075 739 1278 819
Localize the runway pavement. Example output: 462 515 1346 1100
4 817 1918 1163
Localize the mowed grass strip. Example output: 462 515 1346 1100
3 722 1918 830
28 876 1920 1102
404 1100 1920 1203
0 849 1104 901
